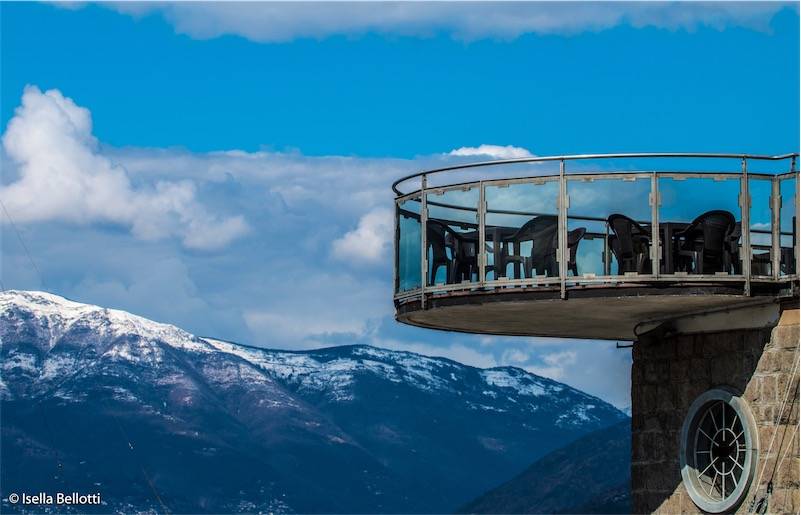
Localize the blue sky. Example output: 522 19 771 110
1 2 799 408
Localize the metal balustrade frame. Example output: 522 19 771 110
393 153 800 305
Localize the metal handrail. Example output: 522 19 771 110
393 152 799 195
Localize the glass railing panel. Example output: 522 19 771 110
780 175 798 276
484 179 560 282
749 177 773 277
396 196 422 293
658 176 742 275
425 186 480 286
566 176 652 278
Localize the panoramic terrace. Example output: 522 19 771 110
392 153 799 340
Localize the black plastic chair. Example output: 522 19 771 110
453 235 479 282
498 215 559 278
426 219 454 284
783 216 798 275
725 222 742 273
674 210 736 274
498 216 585 278
607 214 652 274
427 219 477 284
566 227 586 276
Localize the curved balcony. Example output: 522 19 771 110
393 153 800 340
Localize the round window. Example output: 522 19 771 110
680 388 759 513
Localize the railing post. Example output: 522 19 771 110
478 181 486 288
651 172 661 278
420 174 428 308
772 176 781 280
741 158 752 296
393 200 399 293
794 157 800 280
559 160 567 299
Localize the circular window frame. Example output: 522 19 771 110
680 387 759 513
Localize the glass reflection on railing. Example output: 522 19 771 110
749 178 774 276
394 168 799 299
425 187 480 286
567 177 652 277
396 196 422 292
484 180 560 281
658 176 742 275
780 176 798 276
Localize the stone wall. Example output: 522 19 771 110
631 305 799 514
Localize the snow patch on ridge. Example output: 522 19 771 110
0 290 215 356
3 351 38 374
203 339 455 400
481 369 547 397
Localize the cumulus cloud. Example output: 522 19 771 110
102 2 793 42
527 350 577 380
501 348 530 365
243 273 391 345
0 87 634 407
0 86 248 250
332 208 394 264
449 144 534 159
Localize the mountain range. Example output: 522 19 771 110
1 290 627 513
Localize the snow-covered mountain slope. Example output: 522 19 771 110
1 290 626 514
1 290 213 354
202 336 604 424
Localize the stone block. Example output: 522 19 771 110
771 325 800 350
767 487 799 515
670 360 690 382
761 375 778 403
644 414 661 432
653 340 676 360
657 385 675 411
631 492 649 513
759 427 780 458
758 403 776 423
673 381 690 409
775 457 800 488
744 376 762 404
642 384 658 413
631 463 647 490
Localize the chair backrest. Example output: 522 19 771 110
426 219 451 261
514 215 558 258
567 227 586 263
607 214 648 260
726 221 742 253
688 210 736 256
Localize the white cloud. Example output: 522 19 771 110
242 270 392 346
526 350 577 380
0 86 634 407
101 2 793 42
501 348 530 365
449 144 534 159
0 86 248 250
332 208 394 264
